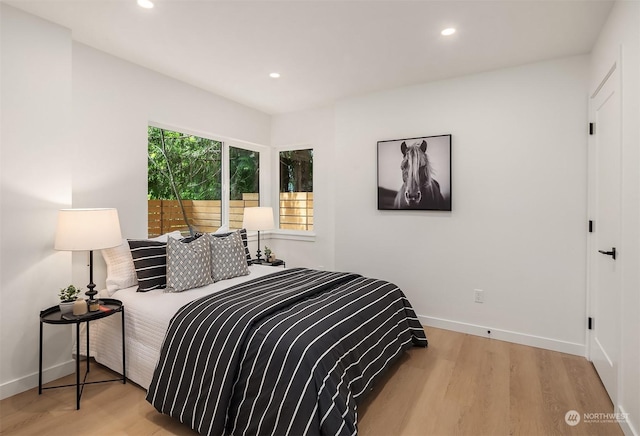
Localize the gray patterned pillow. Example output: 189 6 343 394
211 228 252 265
209 231 250 282
166 235 213 292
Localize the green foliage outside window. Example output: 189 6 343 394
279 149 313 192
148 126 223 200
148 127 260 201
229 146 260 200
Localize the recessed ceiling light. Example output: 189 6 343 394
137 0 154 9
269 72 281 78
441 28 456 36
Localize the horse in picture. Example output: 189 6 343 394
393 140 445 209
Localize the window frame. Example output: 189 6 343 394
273 144 315 240
148 122 269 232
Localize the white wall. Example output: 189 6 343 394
0 10 271 398
0 4 74 399
333 56 590 355
71 42 272 288
270 106 335 270
589 1 639 434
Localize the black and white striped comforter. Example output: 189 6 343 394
146 268 427 436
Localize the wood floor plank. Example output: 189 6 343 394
400 356 456 436
0 327 622 436
356 356 424 436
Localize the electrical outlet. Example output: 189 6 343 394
474 289 484 303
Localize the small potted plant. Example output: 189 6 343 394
264 246 276 263
59 285 80 315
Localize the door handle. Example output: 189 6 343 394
598 247 616 260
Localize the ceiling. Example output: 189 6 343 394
8 0 614 114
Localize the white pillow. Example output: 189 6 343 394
101 239 137 296
101 231 183 295
150 230 183 242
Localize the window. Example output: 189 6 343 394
229 146 260 230
147 126 259 236
279 149 313 231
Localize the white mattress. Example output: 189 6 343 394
90 265 279 390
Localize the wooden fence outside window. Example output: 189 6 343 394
148 192 313 237
279 192 313 231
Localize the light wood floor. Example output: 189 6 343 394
0 327 622 436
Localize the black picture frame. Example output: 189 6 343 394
377 134 452 211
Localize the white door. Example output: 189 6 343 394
588 62 621 404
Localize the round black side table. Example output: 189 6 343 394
251 258 286 267
38 298 126 409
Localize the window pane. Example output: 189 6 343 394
279 149 313 231
229 146 260 230
147 126 222 236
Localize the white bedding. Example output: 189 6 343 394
90 265 279 389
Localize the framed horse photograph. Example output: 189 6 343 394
377 134 452 211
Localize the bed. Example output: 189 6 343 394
91 232 427 436
92 264 279 389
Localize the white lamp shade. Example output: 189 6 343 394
54 208 122 251
242 207 274 231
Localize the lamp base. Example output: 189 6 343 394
86 250 100 311
86 284 99 312
254 230 264 263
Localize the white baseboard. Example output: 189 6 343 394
0 360 75 400
618 405 638 436
419 315 586 356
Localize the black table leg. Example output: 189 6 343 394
86 321 90 374
121 308 126 384
76 322 80 410
38 320 43 395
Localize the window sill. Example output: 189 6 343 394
246 229 316 242
270 230 316 242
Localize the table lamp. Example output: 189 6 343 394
54 208 122 311
242 207 274 263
